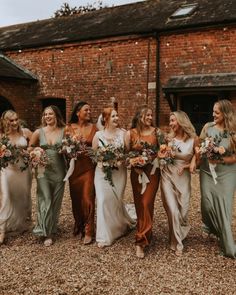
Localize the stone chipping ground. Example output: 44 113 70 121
0 172 236 295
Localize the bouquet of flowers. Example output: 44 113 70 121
29 147 50 178
157 143 180 167
58 134 87 159
198 133 229 184
126 141 157 168
198 136 227 161
90 139 125 187
0 136 19 170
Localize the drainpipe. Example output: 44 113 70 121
155 33 161 127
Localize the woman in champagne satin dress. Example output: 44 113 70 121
66 101 97 245
125 105 162 258
0 110 32 245
160 111 198 256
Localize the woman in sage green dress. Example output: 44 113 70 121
30 106 66 246
199 99 236 258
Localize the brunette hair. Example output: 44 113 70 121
214 99 236 151
41 105 65 127
131 105 153 134
69 101 89 123
169 111 196 141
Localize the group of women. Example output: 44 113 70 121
0 99 235 259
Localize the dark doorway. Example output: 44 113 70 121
180 95 218 135
41 98 66 121
0 96 14 117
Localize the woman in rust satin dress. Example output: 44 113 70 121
66 101 97 245
125 105 162 258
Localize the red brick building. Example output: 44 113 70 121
0 0 235 133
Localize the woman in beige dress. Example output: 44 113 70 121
160 111 198 256
0 110 32 244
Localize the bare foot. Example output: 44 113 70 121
136 245 145 259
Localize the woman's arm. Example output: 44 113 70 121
124 130 131 151
92 133 99 150
29 129 40 147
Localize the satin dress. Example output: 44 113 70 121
95 130 136 246
67 124 97 238
200 123 236 258
160 137 194 252
0 135 32 236
130 128 160 247
33 128 66 237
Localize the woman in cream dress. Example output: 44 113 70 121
0 110 32 244
160 111 198 256
93 107 135 248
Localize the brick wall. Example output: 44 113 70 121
3 36 157 130
1 25 236 131
159 26 236 126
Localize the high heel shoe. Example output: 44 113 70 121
83 235 92 245
136 245 145 259
44 238 53 247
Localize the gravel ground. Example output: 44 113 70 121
0 172 236 295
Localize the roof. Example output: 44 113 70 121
0 54 37 80
163 73 236 93
0 0 235 51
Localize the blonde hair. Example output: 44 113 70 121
41 105 65 127
215 100 236 151
1 110 22 135
169 110 196 141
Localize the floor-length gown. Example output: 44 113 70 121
33 128 66 237
0 135 32 236
95 130 136 246
130 128 160 247
68 124 97 238
161 137 194 252
200 123 236 258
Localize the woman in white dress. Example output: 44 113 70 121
92 107 136 248
0 110 32 244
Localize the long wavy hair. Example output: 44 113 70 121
41 105 65 127
1 110 22 135
69 101 89 123
131 105 153 135
215 99 236 151
169 110 196 141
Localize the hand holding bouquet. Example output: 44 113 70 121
90 139 125 187
29 147 50 178
0 136 19 170
198 136 227 161
58 134 87 159
126 141 157 169
157 143 180 167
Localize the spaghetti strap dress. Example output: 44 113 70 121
33 128 66 237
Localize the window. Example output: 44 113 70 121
170 4 198 19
